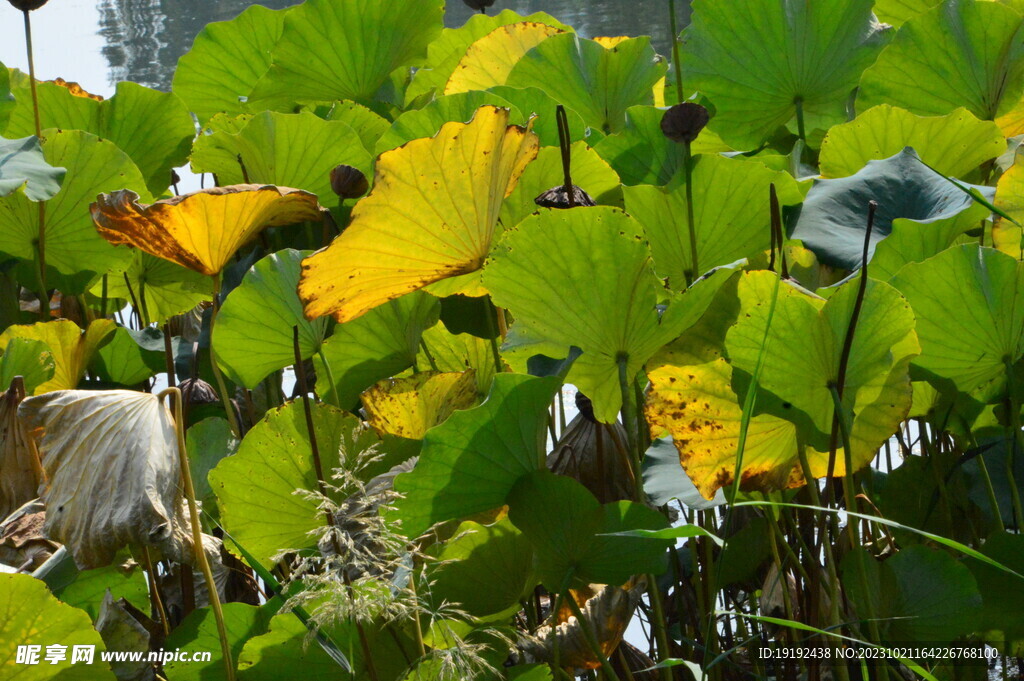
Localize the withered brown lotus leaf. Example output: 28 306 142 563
547 393 634 503
18 389 192 569
521 579 645 672
91 184 321 276
0 500 59 571
0 379 43 520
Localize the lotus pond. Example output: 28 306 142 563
0 1 1023 680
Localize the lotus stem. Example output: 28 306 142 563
1002 359 1024 530
208 274 242 437
316 347 340 407
668 0 684 105
682 141 699 285
292 326 329 495
769 184 789 278
825 201 876 492
162 324 176 393
555 105 575 208
22 9 48 318
159 386 235 681
794 97 806 143
141 546 171 638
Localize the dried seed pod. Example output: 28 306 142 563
660 102 710 144
462 0 495 10
534 184 596 209
547 392 634 503
329 164 369 199
7 0 48 10
178 377 218 407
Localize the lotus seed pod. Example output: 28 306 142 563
660 102 710 144
462 0 496 10
178 377 218 407
7 0 48 10
534 184 596 209
330 164 369 199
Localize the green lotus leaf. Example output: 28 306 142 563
89 325 165 386
324 100 390 152
405 10 571 104
0 62 12 132
191 111 372 210
994 148 1024 259
819 105 1004 179
171 4 290 125
594 105 733 186
0 130 150 294
488 207 729 422
0 573 116 679
858 0 1024 137
844 545 981 644
624 154 803 287
966 531 1024 654
0 338 54 394
186 417 237 520
506 33 667 134
0 136 65 201
209 401 393 567
681 0 890 149
48 559 149 622
392 373 560 538
0 319 115 394
507 470 670 590
889 244 1024 402
313 291 439 410
246 0 444 108
417 322 500 398
486 85 590 148
723 271 918 483
445 22 567 95
427 517 533 617
165 603 275 681
237 612 410 681
790 148 991 270
97 250 213 325
375 91 523 155
214 249 331 389
5 77 194 196
873 0 942 27
499 141 621 228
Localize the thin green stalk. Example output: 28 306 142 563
794 97 806 143
22 10 49 319
316 348 340 407
1003 359 1024 530
208 274 242 437
668 0 684 105
419 339 439 372
406 568 427 659
975 453 1005 533
159 387 235 681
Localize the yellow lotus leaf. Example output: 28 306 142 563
361 370 477 440
645 359 800 500
299 106 539 322
0 319 115 394
445 22 565 95
91 184 322 276
593 36 630 48
994 149 1024 259
46 78 104 101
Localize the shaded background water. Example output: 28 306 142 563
0 0 688 98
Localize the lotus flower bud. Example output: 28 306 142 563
7 0 48 10
330 164 369 199
660 102 710 144
534 185 596 209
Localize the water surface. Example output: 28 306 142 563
0 0 686 97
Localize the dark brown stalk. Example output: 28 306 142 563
292 325 328 495
556 105 575 208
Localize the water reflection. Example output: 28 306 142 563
94 0 688 91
